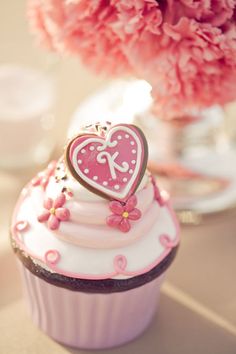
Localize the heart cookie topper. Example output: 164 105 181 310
65 123 148 202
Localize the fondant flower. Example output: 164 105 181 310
28 0 236 118
32 161 57 190
107 195 141 233
38 193 70 230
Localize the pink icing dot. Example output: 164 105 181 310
114 255 127 273
15 221 29 232
44 249 61 265
159 234 173 248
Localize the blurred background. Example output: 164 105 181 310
0 1 107 151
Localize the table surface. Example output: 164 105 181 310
1 1 236 353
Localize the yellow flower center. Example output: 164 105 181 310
122 211 129 218
50 208 56 215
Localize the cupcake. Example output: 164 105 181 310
11 122 180 349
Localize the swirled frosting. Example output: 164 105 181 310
11 158 179 280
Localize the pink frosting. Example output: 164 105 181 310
28 173 160 249
66 182 154 225
67 124 147 202
28 0 236 117
12 200 179 280
11 153 180 280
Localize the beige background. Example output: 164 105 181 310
0 1 108 148
1 1 236 354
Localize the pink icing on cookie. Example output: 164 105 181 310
66 124 148 202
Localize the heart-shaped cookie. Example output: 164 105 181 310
65 124 148 201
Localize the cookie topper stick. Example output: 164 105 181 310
65 123 148 202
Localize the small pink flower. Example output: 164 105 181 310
32 161 57 190
107 195 141 233
37 193 70 230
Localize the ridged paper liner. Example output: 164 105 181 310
18 261 165 349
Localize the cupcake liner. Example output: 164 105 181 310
18 261 165 349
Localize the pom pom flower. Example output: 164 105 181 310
28 0 236 117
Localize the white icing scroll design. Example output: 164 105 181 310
97 151 129 180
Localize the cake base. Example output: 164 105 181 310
18 261 165 349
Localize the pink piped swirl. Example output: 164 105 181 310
29 159 162 249
28 0 236 118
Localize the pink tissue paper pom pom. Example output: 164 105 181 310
28 0 236 118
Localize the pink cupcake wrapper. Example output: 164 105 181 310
18 261 165 349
